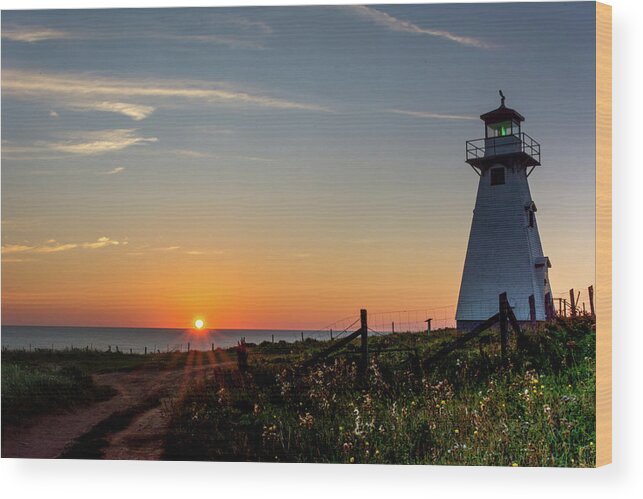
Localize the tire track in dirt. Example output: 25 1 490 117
2 355 233 459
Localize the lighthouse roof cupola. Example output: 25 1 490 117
466 91 540 170
481 90 524 138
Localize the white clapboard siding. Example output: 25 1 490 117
456 161 552 327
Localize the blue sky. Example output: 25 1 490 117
1 3 597 328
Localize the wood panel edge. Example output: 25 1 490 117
595 0 612 468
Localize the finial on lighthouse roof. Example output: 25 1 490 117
479 91 524 123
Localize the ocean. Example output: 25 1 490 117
1 325 336 353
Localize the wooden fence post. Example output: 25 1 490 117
301 331 304 342
499 293 509 364
588 285 595 317
569 288 577 317
425 318 432 336
330 329 333 340
529 294 537 326
360 309 368 383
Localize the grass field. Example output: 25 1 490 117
1 361 116 426
1 316 596 466
163 317 596 466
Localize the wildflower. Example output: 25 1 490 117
589 442 594 447
339 425 344 431
512 463 519 467
375 449 380 456
474 430 479 436
349 457 355 463
441 400 446 405
454 429 460 434
299 412 314 429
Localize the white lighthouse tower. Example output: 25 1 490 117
456 92 554 330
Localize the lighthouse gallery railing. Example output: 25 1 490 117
466 132 541 165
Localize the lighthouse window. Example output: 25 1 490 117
528 210 535 227
487 120 514 138
490 167 505 186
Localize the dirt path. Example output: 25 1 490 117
2 355 233 460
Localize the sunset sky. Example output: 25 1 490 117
1 3 596 329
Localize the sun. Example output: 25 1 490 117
194 319 205 330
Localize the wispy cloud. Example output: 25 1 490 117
80 237 123 250
162 34 265 50
346 6 494 49
2 237 124 255
2 16 272 49
44 129 157 156
1 25 72 43
2 69 330 113
69 101 156 121
1 244 35 255
171 149 211 158
126 246 222 256
153 246 181 252
3 130 157 160
389 109 478 121
221 15 273 35
99 167 126 175
185 249 224 256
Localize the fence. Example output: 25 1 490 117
552 285 595 318
297 291 535 383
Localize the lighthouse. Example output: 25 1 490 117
456 92 554 330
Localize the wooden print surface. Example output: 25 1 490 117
1 2 609 467
595 1 612 467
